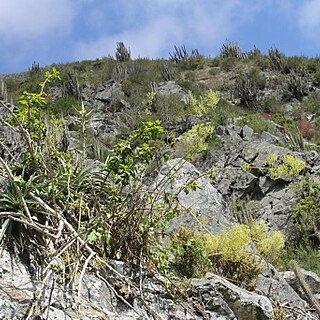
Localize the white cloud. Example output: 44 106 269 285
298 0 320 37
0 0 76 42
74 0 268 60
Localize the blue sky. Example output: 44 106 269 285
1 0 320 74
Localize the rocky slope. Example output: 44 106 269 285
1 50 320 319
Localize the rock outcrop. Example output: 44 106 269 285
155 158 235 234
204 124 320 233
1 248 317 320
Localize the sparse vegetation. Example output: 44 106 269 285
2 42 320 318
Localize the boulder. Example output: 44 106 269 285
155 158 235 233
191 273 274 320
255 262 307 309
280 268 320 300
259 186 297 233
155 81 188 102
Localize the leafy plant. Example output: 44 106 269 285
180 123 215 159
188 89 219 118
171 228 211 278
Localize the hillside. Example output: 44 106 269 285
0 42 320 319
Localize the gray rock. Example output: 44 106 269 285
240 125 254 140
0 250 35 319
259 187 297 233
258 176 277 195
203 124 316 236
255 262 307 309
155 158 234 233
215 170 257 200
192 273 274 320
94 80 124 103
260 131 280 144
225 124 242 138
156 81 188 102
280 269 320 298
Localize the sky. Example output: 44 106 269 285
1 0 320 74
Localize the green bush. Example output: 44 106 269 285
115 42 131 62
306 57 320 73
266 153 305 180
234 71 263 109
300 92 320 114
179 123 215 159
312 70 320 86
261 96 283 113
283 56 307 74
220 40 243 59
247 67 266 90
220 56 239 71
292 177 320 245
171 222 285 284
46 95 79 115
236 114 268 133
282 70 309 102
171 228 211 278
268 47 286 71
178 55 206 71
276 244 320 275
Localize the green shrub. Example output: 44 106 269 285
234 72 263 109
178 55 206 71
247 67 266 90
231 199 261 224
46 95 78 115
220 56 239 71
220 40 243 59
312 70 320 86
188 89 219 118
267 153 305 180
204 225 257 284
179 123 215 159
250 54 270 71
171 222 285 284
152 93 188 124
282 70 309 102
306 57 320 73
292 177 320 245
300 92 320 115
236 114 268 133
176 79 206 97
283 56 307 74
115 42 131 62
211 100 230 127
171 228 211 278
270 113 295 129
276 244 320 275
261 96 283 113
268 47 286 71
